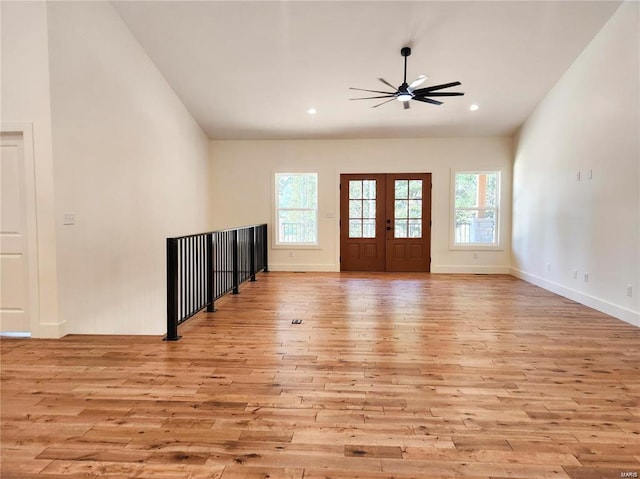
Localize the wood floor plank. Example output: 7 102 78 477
2 272 639 478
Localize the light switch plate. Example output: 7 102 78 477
63 213 76 225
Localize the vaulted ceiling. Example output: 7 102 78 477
112 1 621 140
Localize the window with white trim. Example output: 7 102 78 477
275 173 318 245
452 171 500 247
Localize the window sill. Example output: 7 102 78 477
273 244 322 250
450 244 504 252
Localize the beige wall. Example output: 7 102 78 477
512 2 639 326
2 1 210 337
1 1 62 337
44 1 210 335
210 137 513 273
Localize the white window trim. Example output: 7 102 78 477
274 172 319 248
450 169 503 251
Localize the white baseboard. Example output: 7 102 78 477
510 268 639 327
268 264 339 272
32 321 67 339
269 264 510 274
431 265 511 274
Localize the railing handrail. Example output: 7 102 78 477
167 224 268 241
165 223 268 341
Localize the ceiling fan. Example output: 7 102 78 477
350 47 464 109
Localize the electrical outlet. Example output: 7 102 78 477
546 263 551 272
627 284 633 297
576 171 581 181
584 272 589 283
288 250 295 258
473 252 478 260
572 270 578 280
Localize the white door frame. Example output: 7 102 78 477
1 122 40 334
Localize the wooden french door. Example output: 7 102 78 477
340 173 431 272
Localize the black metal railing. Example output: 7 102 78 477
165 224 268 341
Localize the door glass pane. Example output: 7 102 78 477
363 180 377 199
408 219 422 238
349 180 362 199
395 220 407 238
349 200 362 218
394 200 408 219
409 180 422 199
349 219 362 238
395 180 408 199
408 200 422 219
348 179 376 238
362 220 376 238
363 200 376 219
395 179 423 239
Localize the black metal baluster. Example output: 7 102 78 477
250 227 256 281
165 238 180 341
262 224 269 272
165 224 267 339
232 229 239 294
199 236 202 309
207 233 215 312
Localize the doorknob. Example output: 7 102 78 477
386 226 393 231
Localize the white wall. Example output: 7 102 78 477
47 2 210 335
1 1 62 337
512 2 639 326
210 137 513 272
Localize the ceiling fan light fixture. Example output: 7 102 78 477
397 94 412 102
469 104 479 111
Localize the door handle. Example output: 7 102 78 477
386 226 393 231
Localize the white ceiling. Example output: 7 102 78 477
112 1 621 140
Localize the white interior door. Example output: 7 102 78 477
0 133 31 333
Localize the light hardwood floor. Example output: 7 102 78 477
1 272 639 479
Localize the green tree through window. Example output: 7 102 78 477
453 172 500 245
276 173 318 244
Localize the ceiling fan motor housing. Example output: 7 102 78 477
401 47 411 57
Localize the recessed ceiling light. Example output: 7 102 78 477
469 104 479 111
307 108 317 115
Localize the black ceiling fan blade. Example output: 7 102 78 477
413 81 462 95
372 97 398 108
378 77 397 90
417 91 465 97
350 95 397 100
413 96 443 106
349 87 397 95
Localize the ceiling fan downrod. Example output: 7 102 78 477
401 47 411 86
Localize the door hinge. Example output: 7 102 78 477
339 256 341 263
430 220 432 227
